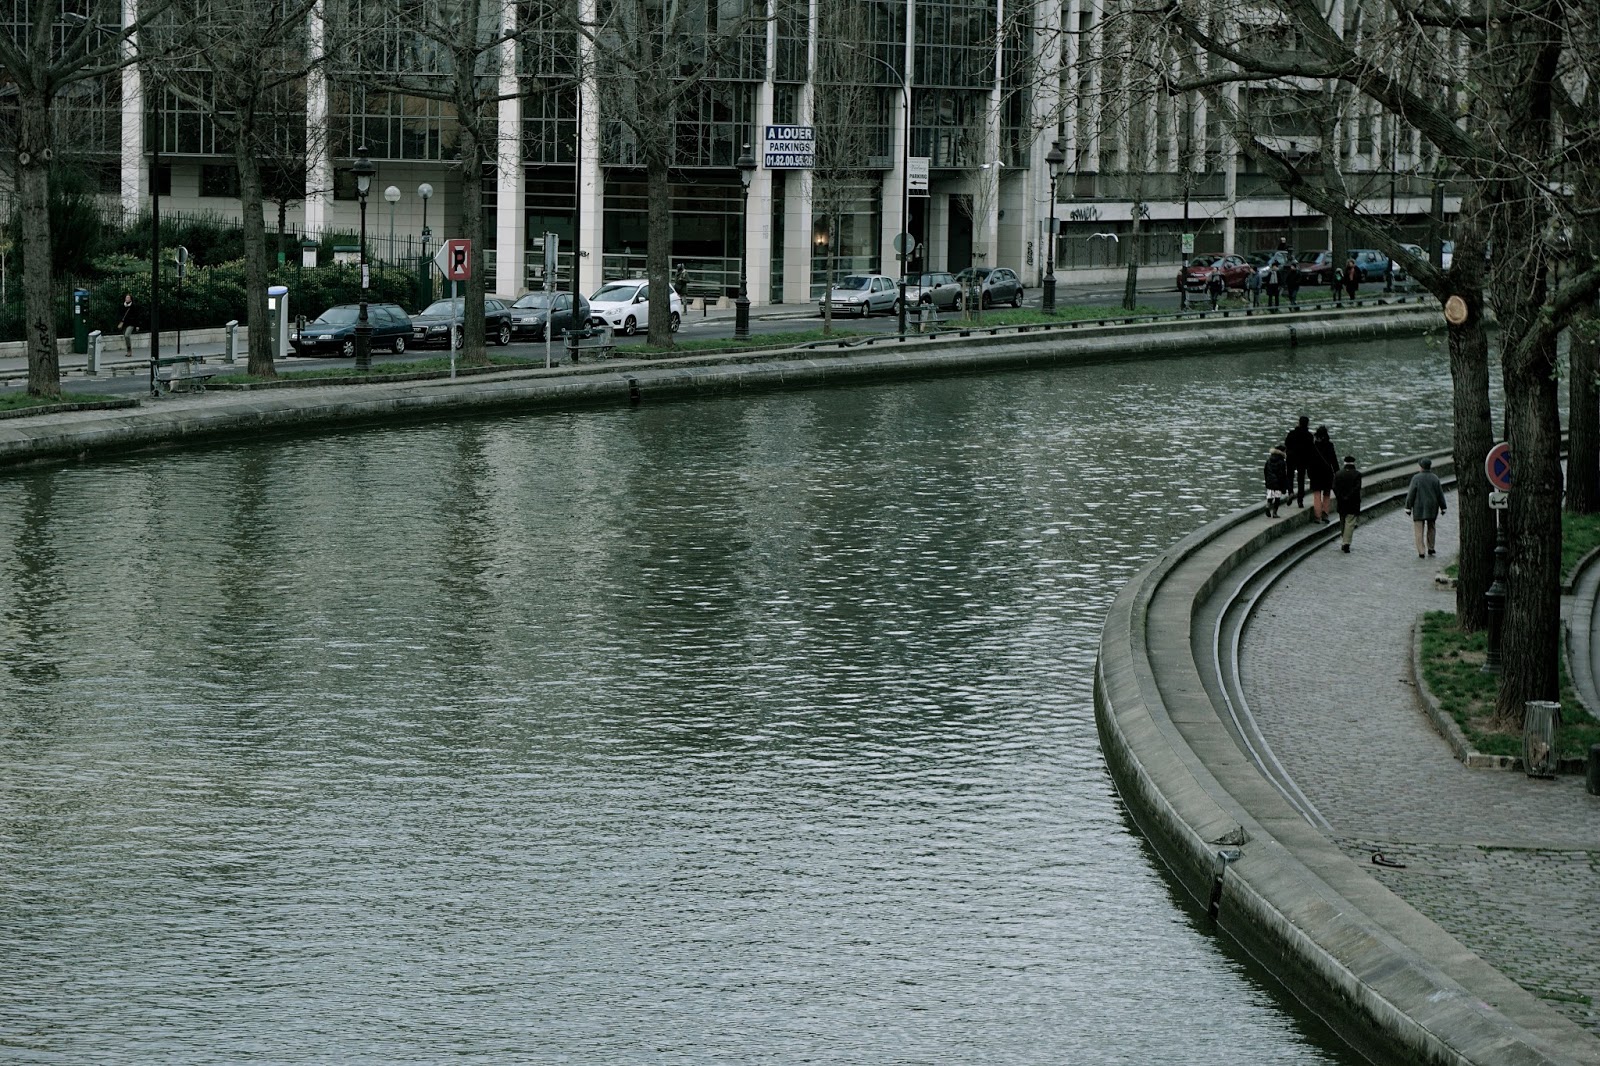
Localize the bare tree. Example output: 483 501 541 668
0 0 167 398
575 0 764 347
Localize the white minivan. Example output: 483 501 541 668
588 279 683 336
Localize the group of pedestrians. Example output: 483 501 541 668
1263 414 1448 558
1261 258 1300 308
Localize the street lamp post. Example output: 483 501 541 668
735 144 756 340
896 73 910 337
352 147 376 372
418 181 434 306
385 185 400 262
1043 140 1064 314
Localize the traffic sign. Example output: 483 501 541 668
1485 442 1512 491
435 238 472 281
893 232 916 255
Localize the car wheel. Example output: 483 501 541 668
621 315 637 336
497 322 512 346
392 335 406 354
1011 289 1022 308
669 311 680 332
452 325 463 349
982 292 993 309
859 302 870 318
340 338 355 358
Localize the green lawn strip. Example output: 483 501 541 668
632 328 867 356
0 391 123 411
1561 511 1600 579
211 354 529 384
1418 610 1600 760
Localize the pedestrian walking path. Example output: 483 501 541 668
1239 495 1600 1039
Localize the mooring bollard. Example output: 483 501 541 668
87 330 103 375
224 319 240 364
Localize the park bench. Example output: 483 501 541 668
566 325 616 362
153 353 219 395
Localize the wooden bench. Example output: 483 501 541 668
153 354 219 395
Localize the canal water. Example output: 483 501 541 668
1 335 1462 1063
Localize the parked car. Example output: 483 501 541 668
290 303 412 357
410 296 515 348
1391 243 1427 281
588 279 682 335
1247 250 1293 279
953 266 1025 308
1295 250 1337 285
902 271 963 311
510 290 591 340
1181 254 1254 292
819 273 901 317
1347 249 1392 282
1439 240 1455 271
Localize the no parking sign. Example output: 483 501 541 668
1485 442 1512 491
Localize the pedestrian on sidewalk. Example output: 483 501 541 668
1263 262 1281 307
1309 424 1340 523
1340 258 1361 303
1333 455 1362 551
1284 415 1315 508
1244 267 1262 307
1404 457 1447 558
1263 443 1291 518
1206 271 1226 310
1284 262 1301 307
116 292 137 356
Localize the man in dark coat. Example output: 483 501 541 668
1404 456 1448 558
1284 415 1315 508
1333 455 1362 552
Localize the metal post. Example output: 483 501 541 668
735 144 755 340
1483 510 1507 674
149 78 162 399
1043 140 1064 314
352 148 375 372
897 77 909 337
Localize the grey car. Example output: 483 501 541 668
819 273 900 317
902 271 963 311
953 266 1024 308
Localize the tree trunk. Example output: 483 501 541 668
19 96 61 399
1567 304 1600 514
645 159 673 347
458 115 489 366
1122 203 1141 311
236 143 278 379
1449 307 1494 630
1496 330 1564 725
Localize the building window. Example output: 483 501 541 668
200 163 239 197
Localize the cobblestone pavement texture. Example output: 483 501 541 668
1239 494 1600 1036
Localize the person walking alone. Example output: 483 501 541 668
1284 415 1315 508
1332 455 1362 552
1284 261 1301 307
1263 262 1282 307
1244 266 1262 307
1404 457 1447 558
1309 425 1340 523
116 292 137 356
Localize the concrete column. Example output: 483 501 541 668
494 3 525 297
1223 79 1238 252
744 6 776 307
781 0 818 303
578 0 604 296
119 0 143 220
304 0 332 239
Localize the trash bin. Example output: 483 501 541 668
1523 700 1560 778
266 285 290 359
72 288 90 354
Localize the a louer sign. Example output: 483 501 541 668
763 125 814 169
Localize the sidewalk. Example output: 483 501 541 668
1240 496 1600 1038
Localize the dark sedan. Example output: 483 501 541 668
509 291 591 340
953 266 1024 308
290 303 412 357
410 296 515 349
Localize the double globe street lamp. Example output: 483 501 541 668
352 147 376 372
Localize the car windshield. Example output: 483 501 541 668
313 307 358 325
513 293 552 309
1297 252 1326 265
421 299 464 316
1189 257 1219 267
834 276 873 291
592 283 641 301
911 274 941 286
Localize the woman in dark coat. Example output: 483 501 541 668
1309 424 1340 523
1263 444 1291 518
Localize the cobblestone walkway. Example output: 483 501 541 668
1239 495 1600 1036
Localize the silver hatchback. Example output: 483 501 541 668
819 273 900 318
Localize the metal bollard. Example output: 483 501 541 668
1523 700 1560 778
87 330 103 375
224 319 240 364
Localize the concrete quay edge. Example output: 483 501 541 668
0 304 1438 470
1094 456 1600 1065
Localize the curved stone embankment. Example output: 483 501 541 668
0 303 1436 469
1095 455 1600 1066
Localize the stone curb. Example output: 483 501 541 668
1095 452 1600 1066
0 305 1440 470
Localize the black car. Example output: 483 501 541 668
509 290 591 340
290 303 413 357
410 296 516 349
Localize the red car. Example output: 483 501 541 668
1181 253 1254 292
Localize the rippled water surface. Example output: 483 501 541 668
1 336 1463 1063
